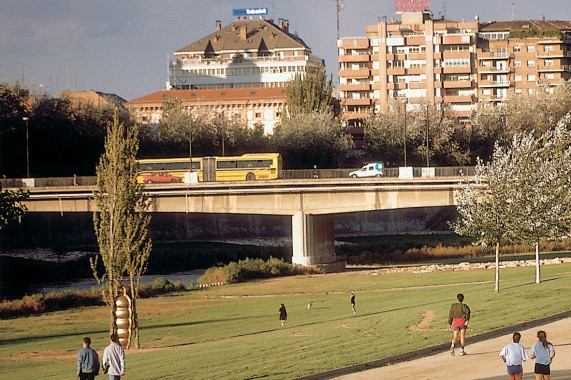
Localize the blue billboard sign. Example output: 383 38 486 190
233 8 268 16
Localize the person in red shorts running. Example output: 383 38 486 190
448 293 471 356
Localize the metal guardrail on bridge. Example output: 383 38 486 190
1 166 475 188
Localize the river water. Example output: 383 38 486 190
37 270 205 294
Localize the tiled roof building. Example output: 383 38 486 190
124 87 287 135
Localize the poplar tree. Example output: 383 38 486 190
450 146 518 293
92 116 151 340
285 69 334 116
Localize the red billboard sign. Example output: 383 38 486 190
394 0 430 12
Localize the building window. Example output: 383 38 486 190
513 46 521 53
515 89 522 94
544 60 554 66
544 46 553 52
545 73 555 79
497 47 507 54
527 46 535 52
514 61 521 67
527 74 535 81
528 88 535 94
514 75 522 82
527 60 535 67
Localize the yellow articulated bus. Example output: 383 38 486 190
136 153 281 183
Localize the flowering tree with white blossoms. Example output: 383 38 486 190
510 115 571 283
450 145 519 293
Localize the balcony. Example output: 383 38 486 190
443 95 475 103
406 35 426 45
442 50 471 59
339 69 370 78
409 81 427 89
442 66 472 74
443 80 473 88
338 54 371 63
338 38 370 49
537 64 571 72
537 50 571 58
406 67 426 75
342 98 372 106
477 52 512 60
479 80 511 87
408 52 426 60
339 83 371 92
478 66 511 73
341 111 371 120
479 96 508 102
387 82 407 90
387 67 406 75
443 35 472 45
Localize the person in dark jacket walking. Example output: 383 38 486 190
279 304 287 326
77 337 100 380
350 292 356 314
448 293 471 356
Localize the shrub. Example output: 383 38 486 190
198 256 319 285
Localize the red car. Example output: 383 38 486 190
143 172 182 184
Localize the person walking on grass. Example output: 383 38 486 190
350 292 356 314
102 334 125 380
530 330 556 380
448 293 470 356
279 303 287 327
499 332 528 380
77 337 100 380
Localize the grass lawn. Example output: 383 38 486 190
1 263 571 379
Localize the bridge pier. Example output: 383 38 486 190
291 212 336 266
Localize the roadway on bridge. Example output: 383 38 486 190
334 314 571 380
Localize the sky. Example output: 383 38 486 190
1 0 570 101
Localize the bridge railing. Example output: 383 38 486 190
281 166 475 179
1 166 475 188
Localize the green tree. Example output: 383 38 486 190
92 116 152 339
364 101 469 166
272 110 353 168
0 183 28 230
450 146 519 293
286 69 334 116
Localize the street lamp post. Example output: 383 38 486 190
402 99 408 167
218 110 225 157
187 106 193 172
22 117 29 178
424 104 430 168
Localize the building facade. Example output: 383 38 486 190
170 18 324 90
124 87 286 135
477 20 571 103
338 12 571 138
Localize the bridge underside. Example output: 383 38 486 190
21 180 461 267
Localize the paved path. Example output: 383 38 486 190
334 316 571 380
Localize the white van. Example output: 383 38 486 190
349 162 384 178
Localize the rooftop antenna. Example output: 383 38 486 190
336 0 344 40
272 0 275 21
442 1 447 18
512 2 515 20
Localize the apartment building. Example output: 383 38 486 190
477 20 571 103
124 87 286 135
338 12 571 141
170 18 324 90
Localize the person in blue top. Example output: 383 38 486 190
529 330 556 380
77 337 100 380
499 332 528 380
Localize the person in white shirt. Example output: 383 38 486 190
529 330 556 380
499 332 528 380
102 334 125 380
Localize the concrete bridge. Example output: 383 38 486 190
21 178 468 267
